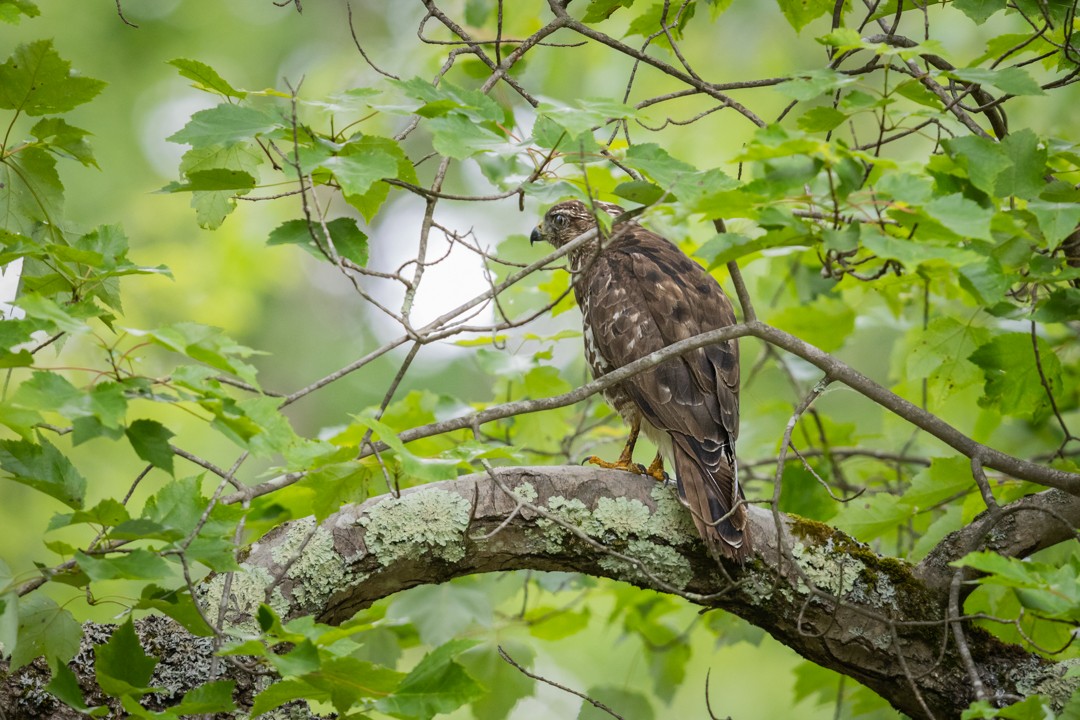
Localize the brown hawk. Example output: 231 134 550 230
531 200 750 562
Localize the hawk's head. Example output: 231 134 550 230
529 200 625 248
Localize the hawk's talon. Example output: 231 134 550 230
645 453 668 483
582 455 646 475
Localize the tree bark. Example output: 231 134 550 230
2 466 1076 719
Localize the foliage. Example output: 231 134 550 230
1 0 1078 718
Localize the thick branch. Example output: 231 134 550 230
916 488 1080 593
6 468 1076 719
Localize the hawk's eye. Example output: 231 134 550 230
550 213 569 230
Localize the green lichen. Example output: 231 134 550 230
599 539 694 590
359 488 471 566
845 622 894 650
269 518 348 612
545 496 592 526
592 496 651 540
199 564 287 631
646 483 696 544
532 489 694 589
791 540 861 598
788 515 927 612
511 481 538 505
537 496 593 551
1015 658 1080 710
741 571 776 605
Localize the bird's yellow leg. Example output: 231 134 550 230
583 418 646 474
645 452 669 483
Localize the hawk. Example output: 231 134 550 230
530 200 750 562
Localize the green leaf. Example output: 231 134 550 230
321 149 399 198
905 316 990 405
47 657 106 715
95 618 159 698
354 412 459 482
12 594 81 668
833 492 914 540
776 68 857 101
994 129 1046 200
534 99 635 150
176 142 263 229
457 641 535 719
578 686 654 720
252 679 319 715
0 436 86 509
861 227 980 267
623 143 737 208
0 559 18 657
958 259 1010 306
386 583 493 646
1033 288 1080 323
694 230 808 267
326 135 415 221
465 0 494 25
168 58 246 99
769 294 854 352
208 395 298 457
375 639 483 718
31 117 97 167
170 680 237 714
947 66 1045 97
969 333 1063 423
626 2 695 42
125 419 176 475
0 40 106 116
0 0 40 24
797 106 847 133
131 322 260 387
76 549 172 582
270 639 321 677
49 497 130 531
524 604 591 640
893 79 943 108
0 146 64 235
942 135 1010 196
12 371 126 429
135 585 214 637
395 77 504 124
1029 201 1080 248
777 464 838 521
953 0 1006 24
953 552 1079 621
306 656 406 712
141 475 234 539
817 27 865 51
901 457 972 511
427 114 505 160
613 180 665 206
162 168 256 192
167 103 281 147
16 294 97 334
268 218 371 268
583 0 636 22
922 193 993 241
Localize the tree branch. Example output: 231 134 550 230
7 468 1077 719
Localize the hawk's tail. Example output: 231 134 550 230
671 434 751 563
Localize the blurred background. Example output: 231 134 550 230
5 1 1075 716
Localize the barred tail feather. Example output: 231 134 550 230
672 436 750 563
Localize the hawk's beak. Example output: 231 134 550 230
530 226 543 245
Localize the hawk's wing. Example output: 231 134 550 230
581 227 747 559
